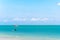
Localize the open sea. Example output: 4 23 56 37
0 25 60 40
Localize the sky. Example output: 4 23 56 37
0 0 60 25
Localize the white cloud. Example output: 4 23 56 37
31 18 48 21
0 17 49 22
57 2 60 6
12 17 20 21
31 18 40 21
40 18 48 21
12 17 26 21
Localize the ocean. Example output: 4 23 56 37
0 25 60 40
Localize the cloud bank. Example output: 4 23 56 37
0 17 49 23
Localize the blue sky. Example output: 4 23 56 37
0 0 60 25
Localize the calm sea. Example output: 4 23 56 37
0 25 60 40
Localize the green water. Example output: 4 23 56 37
0 25 60 37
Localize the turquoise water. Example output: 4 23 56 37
0 25 60 39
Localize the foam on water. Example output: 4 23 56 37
0 34 60 40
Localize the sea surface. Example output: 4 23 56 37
0 25 60 40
